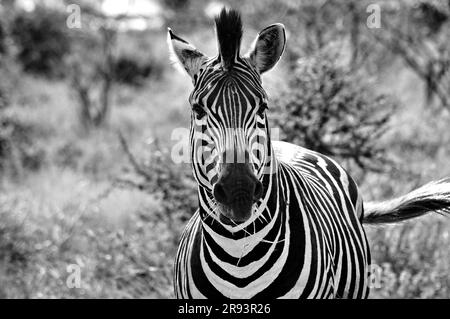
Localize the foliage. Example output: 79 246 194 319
162 0 190 11
0 62 11 110
0 20 6 55
367 218 450 298
0 48 44 176
0 185 177 298
372 1 450 110
10 7 70 77
67 25 116 129
0 204 35 298
0 110 45 176
113 55 162 87
273 48 396 173
0 34 21 110
117 133 197 224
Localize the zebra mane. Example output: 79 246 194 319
215 7 243 71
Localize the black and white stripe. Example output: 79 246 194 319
175 139 370 298
170 7 450 299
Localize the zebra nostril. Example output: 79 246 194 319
213 183 229 204
254 180 263 201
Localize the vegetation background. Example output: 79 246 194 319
0 0 449 298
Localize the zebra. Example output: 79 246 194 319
167 8 450 299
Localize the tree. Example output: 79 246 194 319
370 1 450 110
273 48 396 174
10 6 70 77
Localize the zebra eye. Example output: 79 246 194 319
192 103 207 120
257 102 268 117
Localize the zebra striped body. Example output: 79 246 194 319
168 7 450 300
175 141 370 298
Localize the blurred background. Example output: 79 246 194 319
0 0 449 298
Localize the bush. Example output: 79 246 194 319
0 110 45 176
117 134 197 223
0 183 178 298
0 205 35 298
367 218 450 298
0 20 6 55
0 54 20 110
273 48 397 173
10 7 70 77
0 71 9 110
113 55 157 87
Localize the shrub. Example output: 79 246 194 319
113 55 158 87
272 48 397 174
117 134 197 224
0 205 34 298
0 55 20 110
0 20 6 55
0 71 9 110
10 7 70 77
0 110 45 176
67 25 116 129
367 218 450 298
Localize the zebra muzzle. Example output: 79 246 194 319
213 163 263 223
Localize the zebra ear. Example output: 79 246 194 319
167 28 208 80
246 24 286 74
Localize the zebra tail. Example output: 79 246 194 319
362 179 450 224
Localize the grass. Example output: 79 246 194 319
0 169 179 298
0 29 449 299
361 62 450 298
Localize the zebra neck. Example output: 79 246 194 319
197 151 286 257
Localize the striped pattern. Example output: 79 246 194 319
189 57 270 190
173 8 371 299
175 141 370 298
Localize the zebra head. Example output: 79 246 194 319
168 8 286 225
